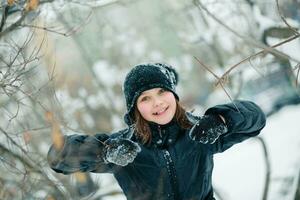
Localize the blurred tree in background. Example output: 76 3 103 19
0 0 299 199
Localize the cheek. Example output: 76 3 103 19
137 103 152 117
165 93 176 105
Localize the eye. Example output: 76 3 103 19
159 88 166 94
140 96 150 102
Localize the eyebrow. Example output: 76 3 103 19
141 88 161 96
139 93 148 98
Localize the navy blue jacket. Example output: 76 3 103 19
47 100 266 200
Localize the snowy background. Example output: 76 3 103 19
0 0 300 199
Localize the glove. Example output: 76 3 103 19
189 115 228 144
104 138 141 166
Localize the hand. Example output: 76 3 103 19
189 115 228 144
105 138 141 166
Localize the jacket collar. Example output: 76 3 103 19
148 119 183 149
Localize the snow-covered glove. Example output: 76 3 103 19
104 138 141 166
189 115 228 144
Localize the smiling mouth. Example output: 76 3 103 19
153 106 169 116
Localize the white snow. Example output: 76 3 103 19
214 104 300 200
93 60 117 87
105 139 141 167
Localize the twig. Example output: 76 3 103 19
248 57 265 77
0 155 25 174
20 24 71 36
56 8 121 117
216 34 300 86
20 10 93 37
193 56 240 112
295 63 300 87
0 6 9 32
275 0 300 36
7 100 20 124
193 56 219 79
0 128 70 198
193 0 300 90
233 71 244 99
0 11 27 39
194 0 300 64
14 125 51 135
256 137 271 200
22 10 93 37
65 10 93 36
70 0 120 8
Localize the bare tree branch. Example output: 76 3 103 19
216 34 300 86
193 56 240 112
256 137 271 200
194 0 300 64
0 128 70 199
20 10 93 37
0 10 27 39
0 5 9 32
295 63 300 87
275 0 300 36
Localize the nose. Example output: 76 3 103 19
153 96 163 107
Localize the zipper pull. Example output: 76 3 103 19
158 125 162 138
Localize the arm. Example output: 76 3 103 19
205 100 266 153
47 131 141 175
47 133 114 174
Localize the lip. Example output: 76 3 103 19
153 106 169 116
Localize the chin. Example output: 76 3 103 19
154 117 173 125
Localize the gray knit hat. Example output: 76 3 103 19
123 63 179 125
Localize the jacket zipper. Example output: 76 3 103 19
158 125 163 138
158 126 179 200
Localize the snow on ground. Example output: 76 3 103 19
214 104 300 200
94 104 300 200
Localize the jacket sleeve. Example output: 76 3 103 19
204 100 266 154
47 133 117 174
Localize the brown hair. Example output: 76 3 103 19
133 100 192 145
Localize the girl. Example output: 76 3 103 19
48 63 266 200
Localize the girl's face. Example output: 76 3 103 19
137 88 177 125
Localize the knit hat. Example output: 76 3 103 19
123 63 179 125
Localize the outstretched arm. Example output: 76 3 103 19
189 100 266 153
47 133 112 174
47 132 141 174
